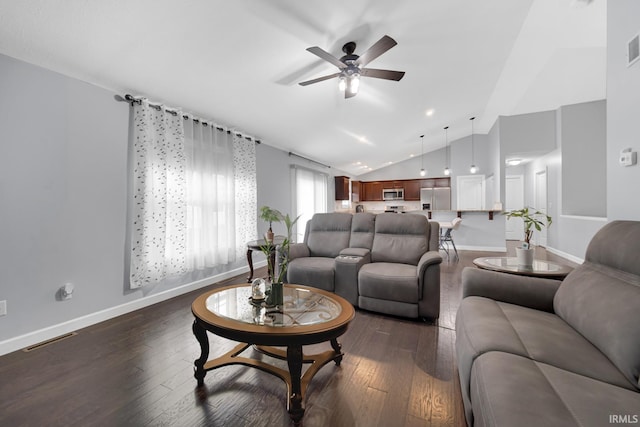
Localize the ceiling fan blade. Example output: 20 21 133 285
299 72 341 86
355 35 398 67
306 46 346 69
360 68 405 81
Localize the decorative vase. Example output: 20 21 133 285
515 247 535 267
265 228 274 244
267 282 284 307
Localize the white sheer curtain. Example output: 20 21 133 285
130 101 254 288
184 119 236 271
130 101 187 287
292 166 328 242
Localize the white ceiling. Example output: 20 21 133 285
0 0 606 175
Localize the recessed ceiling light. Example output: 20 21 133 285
506 159 522 166
425 109 435 117
409 154 415 157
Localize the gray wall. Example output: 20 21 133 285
255 143 347 240
1 53 130 346
560 100 607 217
0 53 351 354
498 109 557 204
607 0 640 220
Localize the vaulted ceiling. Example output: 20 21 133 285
0 0 606 175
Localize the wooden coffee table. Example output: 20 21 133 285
191 283 355 425
473 257 573 279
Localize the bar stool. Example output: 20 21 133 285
440 217 462 261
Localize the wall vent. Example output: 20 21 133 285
22 332 78 352
628 33 640 67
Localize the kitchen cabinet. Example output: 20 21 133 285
351 180 361 202
362 181 383 201
334 176 349 200
403 180 421 201
357 178 450 202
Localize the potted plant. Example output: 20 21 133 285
259 206 283 243
259 211 300 306
504 207 552 266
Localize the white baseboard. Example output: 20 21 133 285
545 246 584 265
0 260 267 357
454 245 507 252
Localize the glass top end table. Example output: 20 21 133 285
473 257 573 279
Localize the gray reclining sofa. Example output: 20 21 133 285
282 212 442 319
456 220 640 426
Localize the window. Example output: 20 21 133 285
291 166 328 242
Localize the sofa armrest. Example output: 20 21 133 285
417 251 442 319
339 247 370 258
462 267 562 313
418 250 443 272
286 243 310 261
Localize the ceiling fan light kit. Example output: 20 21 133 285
300 35 405 99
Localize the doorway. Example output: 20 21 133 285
534 169 548 247
505 175 524 241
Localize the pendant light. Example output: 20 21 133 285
469 117 478 174
443 126 451 176
419 134 426 176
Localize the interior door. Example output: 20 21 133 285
505 175 524 240
534 170 548 247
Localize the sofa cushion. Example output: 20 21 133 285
349 212 376 249
358 262 419 303
370 213 428 265
471 351 640 427
306 213 353 258
554 220 640 389
287 257 335 291
456 296 635 393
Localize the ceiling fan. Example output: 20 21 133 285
299 35 405 99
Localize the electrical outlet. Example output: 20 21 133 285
0 300 6 316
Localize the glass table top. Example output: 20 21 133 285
206 285 342 327
480 257 564 272
473 257 573 277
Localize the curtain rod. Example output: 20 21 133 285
120 94 261 144
288 152 331 168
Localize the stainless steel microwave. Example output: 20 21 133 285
383 188 404 201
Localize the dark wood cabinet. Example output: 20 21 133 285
362 181 383 201
334 176 350 200
357 177 451 202
403 180 421 201
351 180 361 202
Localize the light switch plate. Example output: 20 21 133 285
0 300 7 316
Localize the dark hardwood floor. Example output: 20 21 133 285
0 245 575 427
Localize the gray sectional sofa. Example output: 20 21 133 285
456 220 640 426
281 212 442 319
